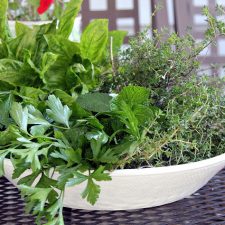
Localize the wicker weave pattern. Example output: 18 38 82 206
0 170 225 225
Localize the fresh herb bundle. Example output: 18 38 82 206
1 0 225 224
0 85 157 224
102 6 225 169
105 6 225 96
0 0 152 223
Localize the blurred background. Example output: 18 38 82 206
8 0 225 77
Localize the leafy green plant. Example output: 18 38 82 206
124 79 225 168
104 6 225 97
101 6 225 169
0 85 157 224
1 1 225 224
0 0 126 99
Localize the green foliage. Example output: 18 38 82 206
10 102 28 133
0 85 155 224
0 0 11 41
109 30 128 56
46 95 72 128
77 93 112 112
0 1 129 223
129 79 225 168
105 7 225 100
0 0 125 96
109 31 200 96
1 2 225 225
81 19 109 64
15 21 32 36
57 0 83 38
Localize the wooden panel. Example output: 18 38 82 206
173 0 225 75
151 0 170 30
81 0 171 42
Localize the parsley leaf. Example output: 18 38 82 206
10 102 28 133
46 95 72 127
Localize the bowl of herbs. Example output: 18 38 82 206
1 0 225 224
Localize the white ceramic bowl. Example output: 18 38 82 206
4 153 225 210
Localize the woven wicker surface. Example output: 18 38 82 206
0 170 225 225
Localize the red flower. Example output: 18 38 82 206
37 0 54 14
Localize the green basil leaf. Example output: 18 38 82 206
15 21 32 36
0 0 11 41
45 34 80 59
81 19 109 64
0 59 36 86
57 0 83 38
40 52 58 83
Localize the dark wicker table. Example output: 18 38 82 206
0 170 225 225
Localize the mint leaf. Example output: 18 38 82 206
46 95 72 127
112 86 150 108
110 86 152 138
77 93 112 112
